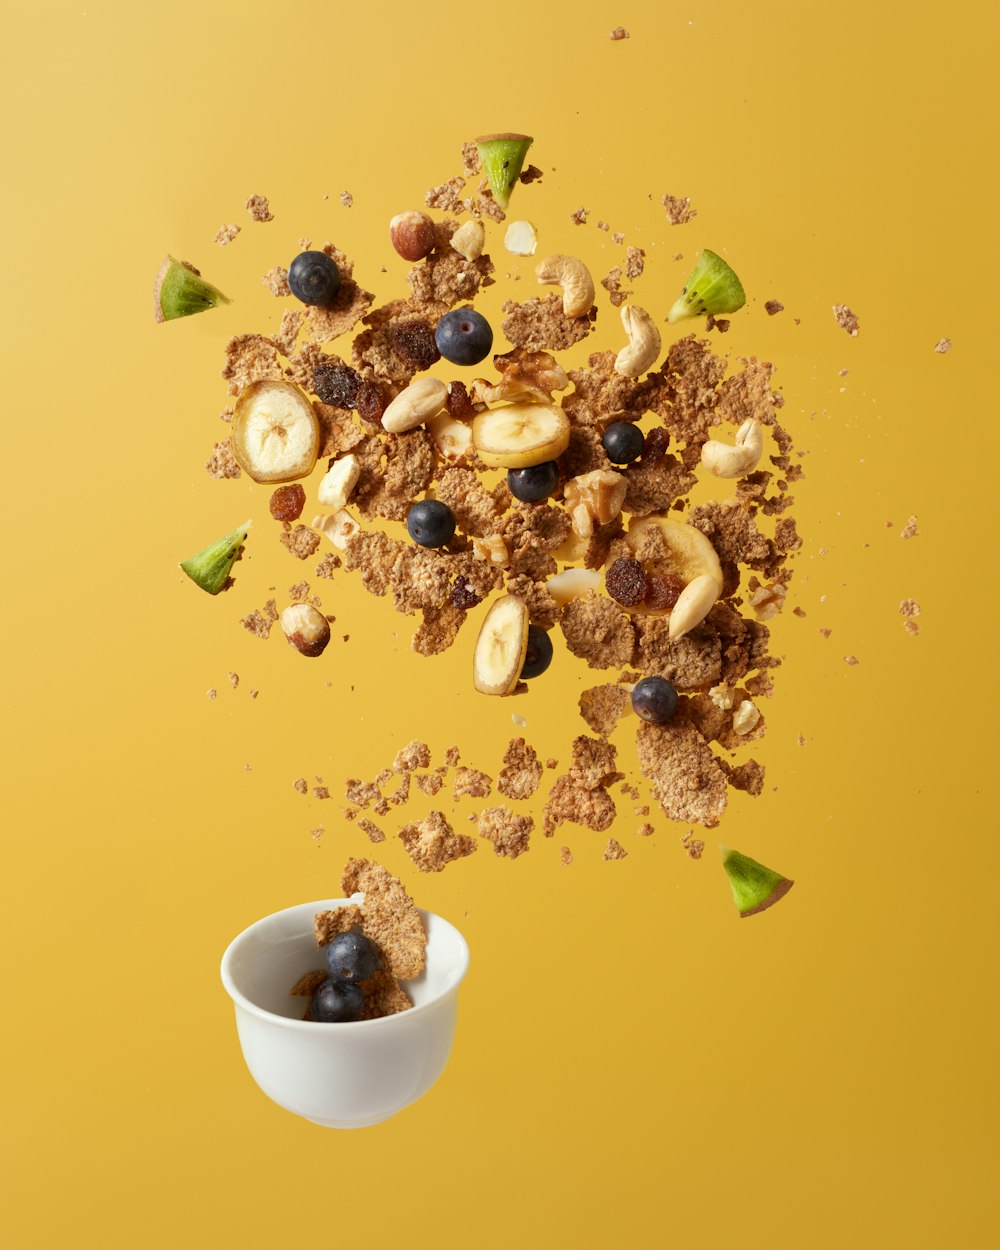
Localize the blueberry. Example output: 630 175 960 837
407 499 456 548
310 978 365 1023
520 625 553 679
434 308 493 366
602 421 645 465
630 676 678 724
288 251 341 306
324 932 381 984
508 460 559 503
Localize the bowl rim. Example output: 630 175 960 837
219 898 470 1032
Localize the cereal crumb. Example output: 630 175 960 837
579 683 631 737
293 777 308 795
206 688 216 700
797 734 807 747
478 806 533 859
262 266 290 297
444 746 460 767
398 810 478 873
899 598 921 618
497 738 543 801
249 690 259 699
603 838 628 861
637 823 654 838
832 304 860 336
312 785 330 800
764 300 784 316
792 606 807 618
903 619 921 636
559 846 573 866
240 599 278 640
246 194 273 222
214 223 240 246
512 713 528 727
662 194 696 225
610 26 630 40
901 516 920 539
205 440 241 480
315 552 341 580
228 672 239 688
597 220 610 231
934 337 951 353
356 817 385 844
681 832 705 860
393 740 431 772
279 524 321 560
340 191 354 208
453 766 493 800
819 627 832 639
844 654 859 666
415 772 444 797
310 827 324 841
570 207 589 225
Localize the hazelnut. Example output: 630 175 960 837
389 210 436 262
280 603 331 657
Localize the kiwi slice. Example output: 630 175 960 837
179 520 251 595
667 250 746 324
475 133 533 211
154 255 231 323
721 847 794 918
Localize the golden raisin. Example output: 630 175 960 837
645 572 685 611
605 557 647 607
269 484 306 521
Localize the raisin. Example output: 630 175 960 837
644 572 686 611
446 380 475 423
449 578 482 610
355 378 387 425
641 427 670 465
269 484 306 522
605 557 647 607
387 319 440 371
313 362 360 408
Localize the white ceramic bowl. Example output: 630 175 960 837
220 898 470 1129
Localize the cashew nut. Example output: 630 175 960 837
614 304 662 378
534 254 595 318
381 377 448 434
451 219 485 261
668 573 720 640
700 418 764 478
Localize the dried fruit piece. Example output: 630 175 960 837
269 484 306 521
472 402 570 468
313 362 360 407
473 594 529 695
475 133 534 210
231 379 319 483
605 557 647 607
721 847 794 918
179 520 251 595
153 255 230 323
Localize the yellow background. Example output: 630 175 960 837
2 1 996 1246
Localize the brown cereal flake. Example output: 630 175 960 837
560 595 636 670
398 810 478 873
934 337 952 353
416 772 444 797
543 776 616 836
478 807 533 859
604 838 628 860
262 266 290 297
637 823 654 838
625 247 645 279
393 740 431 772
497 738 543 800
601 265 630 308
425 177 466 213
315 552 341 579
833 304 860 336
579 683 632 736
636 719 728 828
662 194 696 225
436 467 506 537
901 516 920 539
412 601 467 655
313 902 365 947
214 223 240 246
502 295 595 352
240 599 278 640
271 309 304 357
453 766 493 800
904 619 921 636
899 598 921 618
221 334 282 395
461 142 481 176
205 441 241 480
341 858 426 979
290 969 328 999
246 194 273 222
359 968 413 1019
570 207 589 225
765 300 784 316
279 524 321 560
293 777 308 795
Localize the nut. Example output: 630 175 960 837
312 509 359 550
381 377 448 434
614 304 661 378
316 453 360 511
732 699 761 735
534 253 595 319
389 210 436 262
504 220 537 255
668 572 720 640
547 567 603 605
473 534 510 568
470 348 568 406
708 683 736 710
700 418 764 478
427 411 473 461
280 603 331 657
450 219 486 261
563 469 627 538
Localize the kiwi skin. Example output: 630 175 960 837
721 846 794 918
179 521 251 594
154 255 230 323
474 134 533 210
